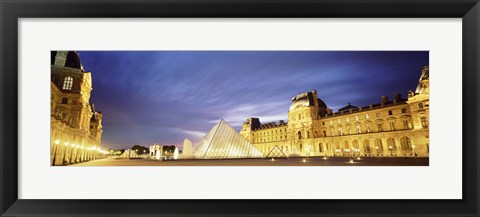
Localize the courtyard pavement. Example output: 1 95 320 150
69 156 429 166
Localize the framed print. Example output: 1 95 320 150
1 0 479 216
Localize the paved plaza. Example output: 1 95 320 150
69 157 429 166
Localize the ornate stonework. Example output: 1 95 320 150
240 65 429 157
50 51 104 165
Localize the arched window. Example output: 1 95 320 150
297 131 302 139
63 76 73 90
319 143 324 152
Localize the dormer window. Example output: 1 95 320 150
63 76 73 90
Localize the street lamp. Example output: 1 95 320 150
389 145 393 156
375 146 379 156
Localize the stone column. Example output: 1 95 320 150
382 138 389 156
395 137 402 157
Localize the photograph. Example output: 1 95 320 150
50 51 429 166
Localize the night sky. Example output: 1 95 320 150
77 51 428 150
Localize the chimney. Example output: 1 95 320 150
394 93 402 102
381 96 389 105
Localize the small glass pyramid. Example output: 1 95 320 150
266 145 289 158
119 149 141 158
193 119 265 159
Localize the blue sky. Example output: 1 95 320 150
78 51 428 149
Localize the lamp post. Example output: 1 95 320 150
375 146 379 156
389 145 393 156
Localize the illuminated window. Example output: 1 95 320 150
329 120 333 125
355 116 359 121
356 125 361 134
365 114 369 119
388 110 393 116
390 122 395 130
337 119 341 123
338 128 343 136
63 76 73 90
366 124 371 133
377 123 383 132
403 120 409 129
346 117 350 122
421 117 428 128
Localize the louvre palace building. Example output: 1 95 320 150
50 51 104 165
240 65 429 157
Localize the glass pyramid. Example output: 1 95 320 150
193 119 265 159
266 145 289 158
118 149 141 159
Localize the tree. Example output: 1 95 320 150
131 145 149 155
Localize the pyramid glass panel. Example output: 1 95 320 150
266 145 289 158
193 120 265 159
118 149 141 158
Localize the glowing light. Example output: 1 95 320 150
302 159 306 163
349 159 354 163
54 140 60 145
412 145 416 148
271 158 275 161
71 144 75 147
64 142 69 146
76 145 80 148
323 156 327 160
81 146 84 149
356 157 361 160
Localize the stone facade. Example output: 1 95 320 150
50 51 105 165
240 65 429 157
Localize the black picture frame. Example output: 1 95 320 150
1 0 479 216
